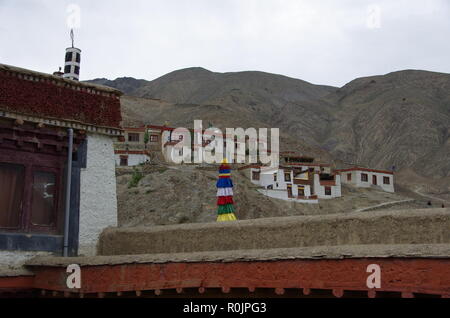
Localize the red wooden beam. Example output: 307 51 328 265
29 258 450 297
0 276 34 290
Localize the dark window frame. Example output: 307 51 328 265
29 166 61 232
0 149 65 235
325 186 332 196
298 186 305 197
372 175 378 185
0 135 87 256
128 133 140 142
65 52 73 62
287 184 293 198
120 156 128 166
0 163 25 230
383 176 391 185
284 172 291 182
361 173 368 182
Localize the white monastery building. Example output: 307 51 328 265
335 167 395 193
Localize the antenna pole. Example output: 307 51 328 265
70 29 74 48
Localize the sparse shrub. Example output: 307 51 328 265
128 168 143 188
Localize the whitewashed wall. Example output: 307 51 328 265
314 174 342 199
257 189 318 204
79 133 118 256
341 170 395 193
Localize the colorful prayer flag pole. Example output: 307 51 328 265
216 158 237 222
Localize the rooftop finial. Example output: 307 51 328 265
70 29 74 48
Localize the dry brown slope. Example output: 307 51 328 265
116 164 418 227
133 67 337 104
120 94 335 162
322 70 450 178
93 68 450 180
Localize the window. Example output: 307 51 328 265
287 185 293 198
128 133 140 142
64 65 71 74
325 186 332 196
120 156 128 166
150 135 159 142
383 176 390 185
274 173 277 182
347 173 352 181
0 163 25 229
284 172 291 182
252 171 260 181
74 66 80 75
65 52 73 62
0 162 62 234
361 173 368 182
298 186 305 197
75 53 81 63
372 175 377 185
31 171 56 226
0 125 83 253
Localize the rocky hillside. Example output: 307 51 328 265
91 68 336 103
116 164 420 227
322 70 450 178
88 68 450 180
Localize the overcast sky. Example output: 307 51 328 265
1 0 449 87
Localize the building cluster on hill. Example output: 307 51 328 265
114 125 268 165
116 126 395 205
246 153 394 204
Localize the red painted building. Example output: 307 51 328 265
0 63 123 277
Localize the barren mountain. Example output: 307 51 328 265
322 70 450 178
88 68 450 183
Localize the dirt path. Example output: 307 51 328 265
354 199 415 212
413 188 450 204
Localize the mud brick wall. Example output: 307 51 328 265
98 208 450 256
